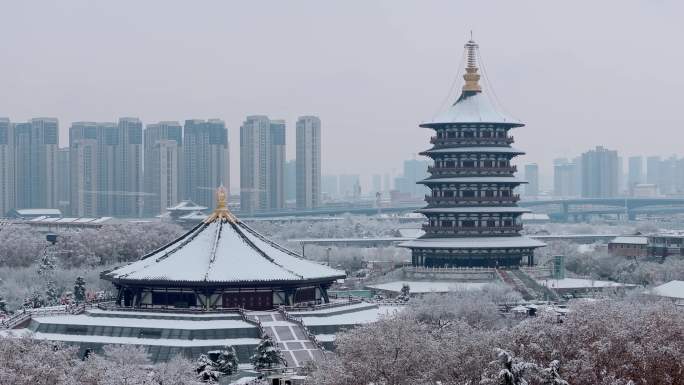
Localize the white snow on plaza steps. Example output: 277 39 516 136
103 217 345 284
31 314 252 330
367 281 488 294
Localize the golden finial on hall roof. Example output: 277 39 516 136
204 184 238 224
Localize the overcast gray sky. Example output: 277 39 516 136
1 0 683 191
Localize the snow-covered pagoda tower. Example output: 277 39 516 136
102 186 345 310
401 39 544 268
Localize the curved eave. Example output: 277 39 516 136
101 274 346 288
420 146 525 156
419 177 527 185
417 207 531 214
420 121 524 129
419 92 524 128
399 236 546 249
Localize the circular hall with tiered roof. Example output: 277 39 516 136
401 39 545 268
102 186 346 310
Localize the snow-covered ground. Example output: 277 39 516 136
538 278 636 289
368 281 488 294
301 305 402 326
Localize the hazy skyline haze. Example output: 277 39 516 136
1 0 683 191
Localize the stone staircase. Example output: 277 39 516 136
497 269 559 301
247 312 324 368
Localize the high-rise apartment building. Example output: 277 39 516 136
0 118 14 216
56 148 70 213
553 158 579 197
69 122 100 217
14 118 59 209
646 156 660 186
284 159 296 202
296 116 321 209
339 174 361 199
394 159 429 198
581 146 619 198
270 120 286 210
115 118 143 217
372 175 382 194
144 121 183 216
183 119 230 210
239 116 284 213
524 163 539 197
322 175 338 199
627 156 643 192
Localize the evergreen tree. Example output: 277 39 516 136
45 281 59 306
397 283 410 301
250 334 285 369
485 349 537 385
74 277 86 303
0 295 7 314
214 346 239 375
196 354 220 383
539 360 569 385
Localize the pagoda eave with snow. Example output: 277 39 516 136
401 39 545 268
102 187 346 310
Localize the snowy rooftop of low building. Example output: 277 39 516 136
610 236 648 245
167 200 208 211
538 278 636 289
367 281 488 294
15 208 62 216
32 314 253 330
651 280 684 299
521 213 550 221
104 188 346 285
400 236 545 249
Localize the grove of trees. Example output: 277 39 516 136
307 293 684 385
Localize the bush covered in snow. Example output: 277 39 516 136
0 338 200 385
307 296 684 385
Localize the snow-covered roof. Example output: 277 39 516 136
367 281 487 294
417 207 530 214
103 202 346 285
421 146 525 155
15 208 62 216
651 280 684 299
167 200 208 211
539 278 636 289
421 92 523 127
400 236 545 249
521 213 550 221
610 236 648 245
419 177 527 185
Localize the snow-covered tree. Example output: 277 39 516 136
538 360 569 385
196 353 221 383
45 280 59 306
0 294 7 314
73 276 86 303
213 346 239 375
250 334 285 370
481 349 537 385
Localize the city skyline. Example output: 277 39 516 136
2 1 684 186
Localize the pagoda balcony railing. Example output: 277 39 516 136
422 224 523 234
425 195 521 205
429 136 515 146
427 166 517 175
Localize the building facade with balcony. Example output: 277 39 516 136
401 39 544 268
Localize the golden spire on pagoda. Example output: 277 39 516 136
204 184 238 224
462 37 482 93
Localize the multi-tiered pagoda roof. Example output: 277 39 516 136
401 39 545 268
103 187 345 310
